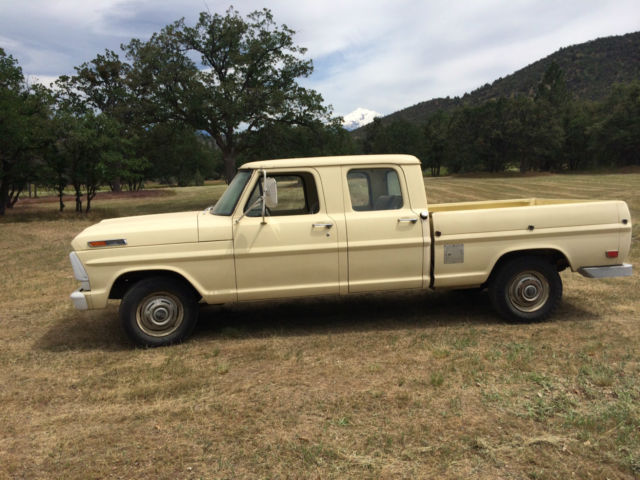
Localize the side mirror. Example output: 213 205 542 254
263 177 278 209
235 171 278 225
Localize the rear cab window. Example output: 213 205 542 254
347 168 404 211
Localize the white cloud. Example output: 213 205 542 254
26 74 60 89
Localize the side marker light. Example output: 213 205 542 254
88 239 127 248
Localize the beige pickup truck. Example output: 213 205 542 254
69 155 633 346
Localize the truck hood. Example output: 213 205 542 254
71 211 232 251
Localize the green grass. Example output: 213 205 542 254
0 171 639 479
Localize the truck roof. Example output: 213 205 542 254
240 154 421 170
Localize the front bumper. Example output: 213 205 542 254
578 263 633 279
70 289 89 310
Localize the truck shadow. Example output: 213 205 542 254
37 290 599 351
194 289 598 342
36 306 132 352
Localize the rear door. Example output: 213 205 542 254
343 165 424 292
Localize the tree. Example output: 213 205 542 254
360 119 425 165
0 49 52 215
64 51 145 192
590 82 640 167
243 118 356 162
535 62 569 107
561 101 594 170
423 112 449 176
125 7 332 182
140 122 220 186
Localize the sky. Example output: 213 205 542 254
1 0 639 118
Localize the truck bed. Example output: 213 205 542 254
428 198 631 289
429 197 590 213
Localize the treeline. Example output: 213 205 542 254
0 48 222 215
361 63 640 175
0 7 344 215
2 15 639 217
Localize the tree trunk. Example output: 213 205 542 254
58 186 65 212
8 184 23 208
0 180 7 216
223 151 237 184
111 177 122 192
74 184 83 212
86 186 97 213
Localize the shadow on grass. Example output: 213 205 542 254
35 290 599 351
194 289 599 342
36 307 132 352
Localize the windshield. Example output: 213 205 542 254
210 170 252 216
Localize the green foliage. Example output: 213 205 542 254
359 61 640 174
0 49 53 214
358 32 640 174
124 7 333 182
423 112 449 176
589 82 640 167
243 120 356 163
141 123 221 186
1 6 341 214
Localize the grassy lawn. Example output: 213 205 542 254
0 172 638 479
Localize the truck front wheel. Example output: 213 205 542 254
489 256 562 323
120 277 199 347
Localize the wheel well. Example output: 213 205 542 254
484 249 569 288
109 270 202 301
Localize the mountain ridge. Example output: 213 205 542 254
357 31 640 129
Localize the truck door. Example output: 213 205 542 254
233 169 340 301
343 166 424 292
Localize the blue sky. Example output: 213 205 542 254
1 0 639 117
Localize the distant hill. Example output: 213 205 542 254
363 31 640 128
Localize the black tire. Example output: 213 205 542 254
120 276 199 347
489 256 562 323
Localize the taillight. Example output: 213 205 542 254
605 250 619 259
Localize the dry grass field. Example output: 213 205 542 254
1 172 639 479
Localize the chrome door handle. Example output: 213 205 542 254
312 223 333 229
397 218 418 224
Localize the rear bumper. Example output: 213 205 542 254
70 289 89 310
578 263 633 279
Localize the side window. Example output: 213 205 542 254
346 172 371 210
347 168 403 211
246 172 320 216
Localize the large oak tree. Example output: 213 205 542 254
125 7 332 182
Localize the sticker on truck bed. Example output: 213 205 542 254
444 244 464 264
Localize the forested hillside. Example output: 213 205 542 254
357 32 640 175
380 31 640 125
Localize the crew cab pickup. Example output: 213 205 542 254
69 155 633 346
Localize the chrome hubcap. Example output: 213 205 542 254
136 293 184 337
508 271 549 313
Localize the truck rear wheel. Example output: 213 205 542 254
120 277 199 347
489 256 562 323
